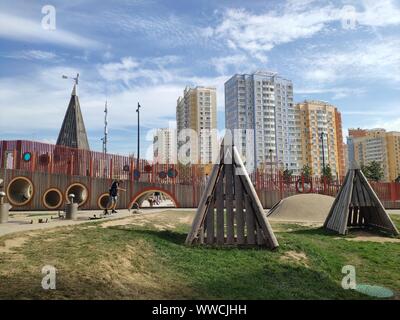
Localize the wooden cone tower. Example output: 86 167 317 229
186 139 278 249
324 161 399 236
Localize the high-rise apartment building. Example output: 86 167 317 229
225 71 301 173
153 128 176 164
176 86 217 164
348 128 400 181
296 100 345 178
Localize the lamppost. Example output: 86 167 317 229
136 102 141 170
269 149 273 176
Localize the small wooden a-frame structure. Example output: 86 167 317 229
324 162 399 236
186 140 279 249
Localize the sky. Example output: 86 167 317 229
0 0 399 158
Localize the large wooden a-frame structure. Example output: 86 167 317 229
186 141 278 249
324 162 399 236
56 84 90 151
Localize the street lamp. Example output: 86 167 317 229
136 102 141 170
268 149 273 175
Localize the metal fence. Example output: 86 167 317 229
1 140 400 208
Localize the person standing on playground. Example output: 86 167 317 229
104 179 126 215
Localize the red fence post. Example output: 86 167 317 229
109 158 113 180
390 182 396 203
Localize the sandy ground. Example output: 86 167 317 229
1 206 398 239
267 194 335 222
339 230 400 243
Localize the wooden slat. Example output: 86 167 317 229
234 172 245 244
324 170 349 228
256 223 264 245
327 171 350 230
233 147 278 249
185 160 221 244
245 194 256 245
358 170 399 235
339 170 355 234
355 177 366 207
206 201 215 244
351 175 359 208
216 170 225 245
361 182 372 206
225 163 234 244
347 207 353 226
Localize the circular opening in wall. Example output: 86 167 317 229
65 183 88 207
43 188 63 210
97 193 112 210
6 176 34 207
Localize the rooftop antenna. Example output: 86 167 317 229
62 73 79 85
101 101 108 154
62 73 80 95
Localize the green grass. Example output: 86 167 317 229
0 211 399 300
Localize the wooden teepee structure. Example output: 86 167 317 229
186 140 279 249
56 83 90 151
324 162 399 236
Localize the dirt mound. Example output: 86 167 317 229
268 194 335 223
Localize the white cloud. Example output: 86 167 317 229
300 37 400 84
0 12 100 48
357 0 400 27
104 11 213 49
211 54 257 75
373 118 400 132
3 50 59 61
213 0 400 61
296 87 366 99
97 56 184 86
214 6 337 61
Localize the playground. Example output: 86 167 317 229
0 208 399 300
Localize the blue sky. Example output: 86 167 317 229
0 0 399 157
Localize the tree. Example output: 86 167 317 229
301 164 312 180
361 161 384 182
282 168 293 184
322 164 333 182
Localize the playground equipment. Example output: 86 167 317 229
97 193 111 210
43 188 63 210
186 141 278 249
324 162 399 236
6 176 34 207
65 194 78 220
268 194 335 222
65 183 88 207
0 191 11 224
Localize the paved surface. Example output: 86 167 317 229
0 208 172 237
